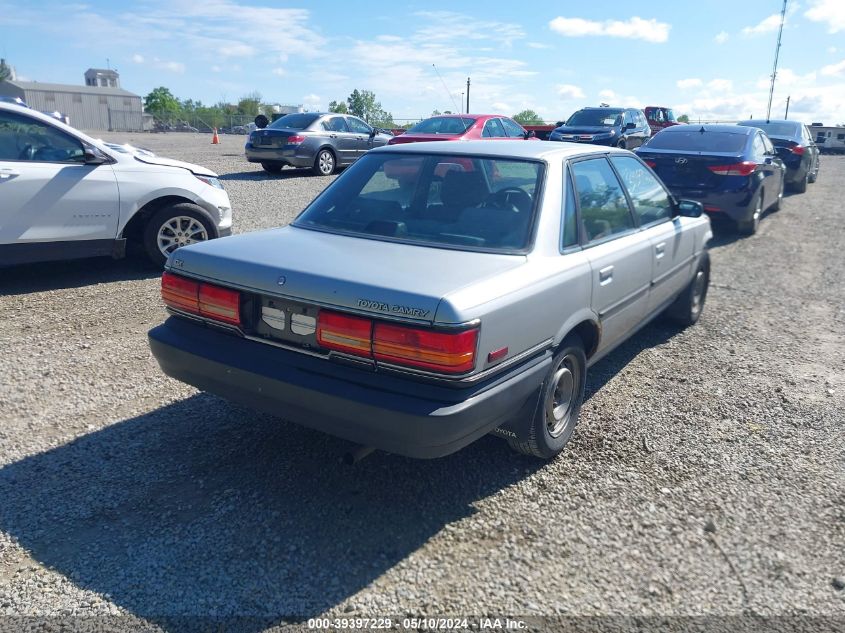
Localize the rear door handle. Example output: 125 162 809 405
329 134 337 138
655 242 666 258
599 265 614 285
0 168 19 179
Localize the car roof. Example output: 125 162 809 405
660 123 755 135
577 107 625 112
370 139 631 161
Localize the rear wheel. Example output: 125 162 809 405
312 148 336 176
770 174 784 211
508 334 586 459
666 251 710 326
737 192 763 235
616 139 627 149
261 162 282 174
143 203 215 267
808 160 819 183
792 169 808 193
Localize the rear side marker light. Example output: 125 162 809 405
790 146 806 155
644 159 657 168
488 347 508 363
373 323 477 374
707 161 757 176
704 205 721 212
317 311 372 356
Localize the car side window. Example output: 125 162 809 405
323 117 349 133
0 111 84 162
571 158 634 243
347 117 372 135
761 134 775 155
482 118 506 138
562 168 579 249
610 156 673 226
751 134 767 161
500 117 526 138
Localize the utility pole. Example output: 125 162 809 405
766 0 788 121
466 77 471 114
461 92 464 114
784 95 790 119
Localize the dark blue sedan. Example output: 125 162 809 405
635 125 784 235
736 120 820 193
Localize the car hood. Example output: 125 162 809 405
133 154 217 177
553 126 614 135
167 226 528 324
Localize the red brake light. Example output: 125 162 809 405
162 272 199 313
644 159 657 168
373 323 477 374
286 135 305 145
790 145 805 155
317 311 373 356
198 283 241 325
707 161 757 176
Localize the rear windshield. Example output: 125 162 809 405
566 109 623 127
645 130 748 152
294 152 544 252
268 113 320 130
407 117 477 134
737 121 800 138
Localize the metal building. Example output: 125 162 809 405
0 71 144 132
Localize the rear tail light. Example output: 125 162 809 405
703 204 721 212
317 311 373 356
161 272 241 326
707 161 757 176
790 145 806 155
643 159 657 168
373 323 477 374
286 135 305 145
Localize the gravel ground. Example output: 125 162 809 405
0 133 843 631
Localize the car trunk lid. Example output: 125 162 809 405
638 148 745 189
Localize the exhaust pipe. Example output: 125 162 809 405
342 445 376 465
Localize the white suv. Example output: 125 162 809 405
0 103 232 267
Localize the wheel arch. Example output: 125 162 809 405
121 195 215 245
555 315 601 360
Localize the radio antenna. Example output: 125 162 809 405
766 0 788 121
432 64 459 113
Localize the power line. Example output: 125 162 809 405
431 64 459 113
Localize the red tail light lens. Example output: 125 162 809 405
644 159 657 168
162 272 199 313
790 145 806 155
162 272 241 326
317 311 373 356
286 135 305 145
198 284 241 325
707 161 757 176
373 323 477 374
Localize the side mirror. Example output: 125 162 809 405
523 130 535 139
676 199 704 218
555 121 564 128
254 114 269 129
369 128 377 138
83 147 107 165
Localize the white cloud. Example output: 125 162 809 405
549 16 670 43
708 78 733 91
219 42 256 57
829 46 838 53
714 31 729 44
302 93 321 110
742 13 783 35
271 67 286 76
676 78 703 89
556 84 585 100
598 89 617 100
820 59 845 75
527 42 552 49
152 58 185 73
211 65 222 73
131 53 144 64
491 102 511 113
414 11 526 47
805 0 845 32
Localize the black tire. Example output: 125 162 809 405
312 148 336 176
770 175 784 211
736 192 763 235
808 160 819 183
616 140 627 149
792 170 808 193
666 251 710 326
143 203 216 267
261 162 282 174
508 334 586 459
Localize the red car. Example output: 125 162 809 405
644 106 682 135
388 114 537 145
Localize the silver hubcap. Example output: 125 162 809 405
546 355 579 438
319 151 333 174
157 216 208 257
691 270 706 316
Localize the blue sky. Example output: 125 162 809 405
1 0 844 124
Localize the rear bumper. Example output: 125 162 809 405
148 317 548 458
244 144 313 167
668 187 755 222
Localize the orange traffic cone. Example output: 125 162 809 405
211 128 220 144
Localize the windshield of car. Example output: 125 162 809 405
665 109 677 122
645 130 748 152
268 113 320 130
293 152 544 252
565 110 623 127
737 121 800 138
406 117 477 135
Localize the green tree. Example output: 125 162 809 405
237 91 262 117
328 100 348 113
346 89 394 127
431 109 441 116
144 87 180 117
512 109 544 125
0 59 11 83
677 114 690 123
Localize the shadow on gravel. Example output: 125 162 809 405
0 256 159 296
219 168 314 181
0 319 680 630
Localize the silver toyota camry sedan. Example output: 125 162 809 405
150 140 712 459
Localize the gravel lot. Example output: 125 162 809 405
0 133 843 630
